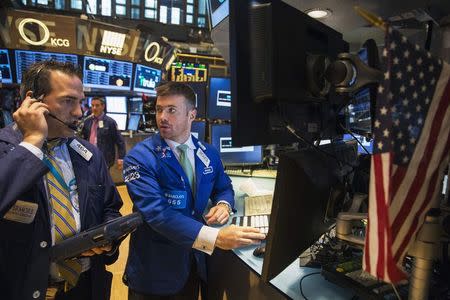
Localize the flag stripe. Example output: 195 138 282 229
391 72 450 248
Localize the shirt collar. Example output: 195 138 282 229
94 112 105 121
164 135 196 153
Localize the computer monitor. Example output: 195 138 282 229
106 113 127 130
129 97 143 114
210 123 262 166
261 142 357 282
15 50 78 83
191 120 206 141
171 62 208 82
207 77 231 120
210 0 229 28
229 0 348 146
0 49 13 84
133 64 161 94
127 114 141 131
343 133 373 154
83 56 132 91
346 39 379 136
105 96 127 114
183 82 206 118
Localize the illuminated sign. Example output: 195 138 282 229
100 30 126 55
17 18 70 47
171 62 207 82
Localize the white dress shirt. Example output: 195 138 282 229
164 135 222 255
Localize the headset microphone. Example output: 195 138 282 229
47 113 78 131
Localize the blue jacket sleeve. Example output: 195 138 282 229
123 146 204 249
0 144 48 217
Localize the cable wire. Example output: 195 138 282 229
299 272 322 300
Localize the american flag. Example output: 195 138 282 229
362 27 450 283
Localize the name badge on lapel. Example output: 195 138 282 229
196 148 210 167
164 190 187 209
98 120 104 128
70 139 93 161
3 200 38 224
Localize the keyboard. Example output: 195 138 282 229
245 194 273 216
231 215 270 234
225 168 252 177
251 169 277 178
224 168 277 179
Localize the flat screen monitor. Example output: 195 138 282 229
106 113 127 131
171 62 208 82
127 114 141 131
83 56 132 91
262 142 356 282
129 97 143 114
207 77 231 120
191 120 206 141
229 0 348 146
134 64 161 94
15 50 78 83
105 96 127 114
210 0 229 28
347 40 379 136
0 49 13 84
182 82 206 118
343 133 373 154
210 124 262 166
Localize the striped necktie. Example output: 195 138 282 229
177 144 195 194
44 140 82 289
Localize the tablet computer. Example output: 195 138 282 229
50 212 143 262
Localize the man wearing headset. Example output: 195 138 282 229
0 61 122 300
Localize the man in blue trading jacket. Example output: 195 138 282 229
81 96 126 170
0 61 123 300
123 82 266 299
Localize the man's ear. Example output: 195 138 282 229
25 90 33 98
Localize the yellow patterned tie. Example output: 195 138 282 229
45 140 82 289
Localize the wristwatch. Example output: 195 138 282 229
217 201 233 215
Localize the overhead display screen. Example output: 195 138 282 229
15 50 78 83
133 64 161 94
0 49 13 84
83 56 132 91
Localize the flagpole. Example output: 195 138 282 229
353 6 386 31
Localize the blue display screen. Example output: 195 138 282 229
0 49 13 84
134 64 161 94
207 77 231 120
83 56 132 91
210 124 262 165
15 50 78 83
127 114 141 131
191 121 206 141
129 97 143 114
343 133 373 154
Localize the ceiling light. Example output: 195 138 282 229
305 8 332 19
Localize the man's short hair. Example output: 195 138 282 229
156 82 196 109
91 96 106 105
19 61 82 100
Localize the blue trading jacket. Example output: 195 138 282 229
123 133 234 295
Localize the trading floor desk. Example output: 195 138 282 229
207 176 354 299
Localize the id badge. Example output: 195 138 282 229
3 200 38 224
164 190 187 209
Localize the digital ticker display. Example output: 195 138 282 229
0 49 13 84
15 50 78 83
83 56 132 91
133 64 161 94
